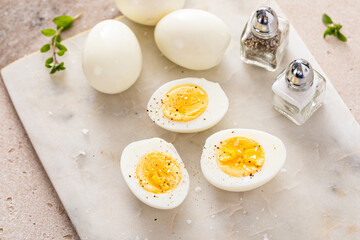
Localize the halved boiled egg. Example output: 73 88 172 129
201 129 286 192
147 78 229 133
121 138 189 209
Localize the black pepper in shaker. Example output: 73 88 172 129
240 6 290 71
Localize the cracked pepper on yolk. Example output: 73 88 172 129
216 137 265 177
136 151 181 194
161 84 208 122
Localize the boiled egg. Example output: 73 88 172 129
121 138 189 209
155 9 231 70
147 78 229 133
114 0 186 26
82 20 142 94
201 129 286 192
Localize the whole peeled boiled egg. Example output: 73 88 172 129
82 20 142 94
114 0 186 26
201 129 286 192
155 9 231 70
147 78 229 133
121 138 190 209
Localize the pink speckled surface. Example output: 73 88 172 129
0 0 359 239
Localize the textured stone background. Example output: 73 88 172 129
0 0 359 239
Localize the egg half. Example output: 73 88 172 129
114 0 186 26
121 138 189 209
201 129 286 192
147 78 229 133
155 9 231 70
82 20 142 94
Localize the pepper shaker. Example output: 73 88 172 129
272 59 326 125
240 6 289 71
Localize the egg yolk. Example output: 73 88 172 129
136 151 182 194
216 137 265 177
161 84 208 122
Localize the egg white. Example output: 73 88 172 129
82 20 142 94
147 78 229 133
121 138 189 209
155 9 231 70
201 129 286 192
114 0 185 26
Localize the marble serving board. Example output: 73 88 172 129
2 0 360 239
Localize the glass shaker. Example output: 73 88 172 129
240 6 289 71
272 59 327 125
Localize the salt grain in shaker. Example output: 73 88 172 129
272 59 327 125
240 6 289 71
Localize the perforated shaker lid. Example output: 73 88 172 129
286 59 314 91
251 6 279 38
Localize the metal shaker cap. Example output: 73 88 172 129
251 6 279 38
286 59 314 91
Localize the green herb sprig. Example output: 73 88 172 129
322 13 347 42
40 14 82 74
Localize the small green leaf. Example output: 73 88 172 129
40 44 51 52
53 15 73 30
323 27 334 38
45 57 53 68
50 67 57 74
46 57 54 64
57 50 66 56
322 13 333 25
51 35 61 44
56 35 62 43
58 62 66 70
41 29 57 37
334 24 342 30
337 32 347 42
49 62 66 74
56 43 67 51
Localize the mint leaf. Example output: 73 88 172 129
56 35 62 43
57 50 66 56
53 15 73 30
322 14 347 43
41 13 81 74
323 27 334 38
56 43 67 51
334 24 342 30
40 44 51 52
45 57 53 64
50 67 57 74
41 29 56 37
45 57 53 68
58 62 66 70
51 35 62 44
56 43 67 56
322 14 333 25
337 32 347 42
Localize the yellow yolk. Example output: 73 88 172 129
161 84 208 122
136 151 182 194
216 137 265 177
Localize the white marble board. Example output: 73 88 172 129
2 0 360 239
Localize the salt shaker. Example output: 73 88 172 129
240 6 289 71
272 59 326 125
